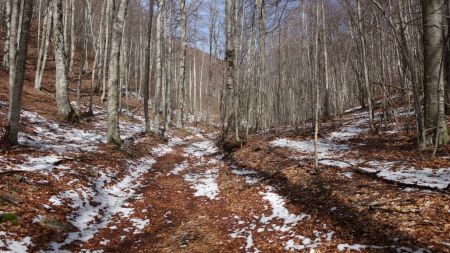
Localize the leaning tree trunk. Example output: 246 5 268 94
2 0 33 148
107 0 129 147
422 0 449 146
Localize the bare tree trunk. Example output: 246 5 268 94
53 0 75 121
193 56 197 122
199 53 204 122
256 0 266 131
2 0 11 68
143 0 154 133
69 0 75 74
107 0 129 146
101 0 113 103
357 0 375 132
322 0 331 118
313 0 320 170
206 0 216 124
34 3 51 91
153 0 163 135
176 0 186 128
422 0 449 146
2 0 33 148
221 0 236 144
76 7 87 116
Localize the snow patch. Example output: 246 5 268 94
270 138 347 159
184 140 218 157
184 168 219 199
377 167 450 190
48 157 156 250
259 186 309 232
130 218 150 234
169 161 189 175
0 232 33 253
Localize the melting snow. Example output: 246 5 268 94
130 218 150 234
2 155 62 172
184 168 219 199
270 138 347 159
184 140 218 157
48 157 156 250
259 187 309 232
376 167 450 190
231 168 262 184
169 161 189 175
0 232 33 253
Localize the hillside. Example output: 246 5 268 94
1 0 450 252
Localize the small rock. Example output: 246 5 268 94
39 216 75 233
0 193 23 205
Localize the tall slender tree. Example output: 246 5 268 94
2 0 33 148
422 0 449 146
53 0 76 121
176 0 187 128
143 0 154 133
107 0 129 146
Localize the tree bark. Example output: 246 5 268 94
422 0 449 145
176 0 186 128
2 0 33 148
53 0 76 121
153 0 163 135
107 0 129 147
143 0 154 133
2 0 11 68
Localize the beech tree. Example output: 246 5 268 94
2 0 33 148
176 0 187 129
422 0 449 146
107 0 129 146
53 0 76 121
221 0 237 144
143 0 154 133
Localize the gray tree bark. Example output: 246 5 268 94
143 0 154 133
176 0 186 128
53 0 76 121
2 0 33 147
422 0 449 145
107 0 129 146
2 0 11 68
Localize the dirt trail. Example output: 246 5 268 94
57 133 337 253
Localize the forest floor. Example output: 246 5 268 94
0 75 449 252
0 24 450 253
